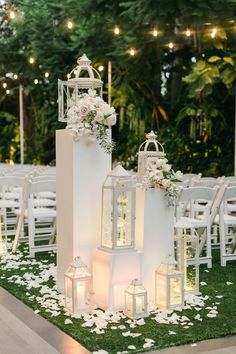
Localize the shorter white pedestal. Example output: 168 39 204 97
93 249 142 311
135 188 175 306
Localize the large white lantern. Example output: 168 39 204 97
58 53 103 122
137 131 166 183
0 212 7 257
101 164 136 251
155 255 184 310
124 279 148 319
175 233 199 296
64 256 92 314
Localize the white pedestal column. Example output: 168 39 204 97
135 188 175 306
93 249 142 311
56 129 111 292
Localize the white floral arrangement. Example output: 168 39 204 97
66 89 117 153
142 157 183 206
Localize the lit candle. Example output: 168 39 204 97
76 283 85 310
135 297 143 313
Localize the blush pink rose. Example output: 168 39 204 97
79 104 90 117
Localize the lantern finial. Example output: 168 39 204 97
77 53 91 66
146 130 157 141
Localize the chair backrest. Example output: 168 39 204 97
30 175 56 182
29 180 56 194
0 176 25 188
225 176 236 182
178 186 219 203
221 186 236 202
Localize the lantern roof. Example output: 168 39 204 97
70 256 87 269
67 53 103 88
138 130 165 156
108 164 131 178
126 278 146 294
157 254 179 274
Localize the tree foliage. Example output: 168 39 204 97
0 0 236 174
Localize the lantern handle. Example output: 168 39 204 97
138 130 165 153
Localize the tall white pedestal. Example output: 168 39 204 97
93 249 142 311
135 188 175 305
56 129 111 292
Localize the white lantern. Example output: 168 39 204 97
64 256 92 314
58 53 103 122
175 233 199 296
137 131 166 183
0 212 7 257
124 279 148 319
101 164 136 251
155 255 184 310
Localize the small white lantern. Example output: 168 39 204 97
175 233 200 296
155 255 184 310
137 131 166 183
101 164 136 251
58 53 103 122
0 212 7 257
64 256 92 314
124 279 148 319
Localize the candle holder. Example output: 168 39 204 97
124 279 148 319
155 254 184 310
101 164 136 251
175 233 200 296
64 256 93 314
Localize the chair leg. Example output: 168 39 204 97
219 220 226 267
12 214 24 253
49 217 56 245
28 215 35 258
206 225 212 268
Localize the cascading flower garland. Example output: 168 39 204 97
142 157 183 206
66 89 117 153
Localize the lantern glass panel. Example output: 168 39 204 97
117 191 132 247
155 273 167 308
170 276 183 306
65 276 73 311
74 281 87 312
101 188 113 249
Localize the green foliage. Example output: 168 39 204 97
0 0 236 173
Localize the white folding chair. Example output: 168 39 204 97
175 186 219 268
13 179 56 257
219 186 236 266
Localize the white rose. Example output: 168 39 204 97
162 179 171 188
105 114 117 126
163 163 171 172
95 111 104 123
175 170 183 180
155 159 164 168
156 170 163 179
88 89 96 97
94 96 104 107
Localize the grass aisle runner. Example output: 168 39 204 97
0 245 236 354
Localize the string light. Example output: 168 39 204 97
98 65 104 72
186 29 191 37
9 9 16 20
13 74 18 80
67 20 74 30
211 28 217 38
6 89 10 94
129 48 136 56
2 83 7 88
152 29 158 37
113 26 120 35
29 57 35 64
45 72 49 78
168 42 174 49
34 79 39 84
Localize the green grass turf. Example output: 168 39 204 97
0 246 236 353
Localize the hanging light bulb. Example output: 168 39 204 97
2 83 7 89
29 57 35 64
152 28 158 37
34 79 39 85
186 29 191 37
13 74 18 80
211 27 217 38
113 26 120 35
9 9 16 19
98 65 104 72
45 72 49 78
168 42 174 49
129 48 136 56
67 20 74 29
6 89 10 94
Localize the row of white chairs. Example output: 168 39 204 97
0 168 56 257
175 182 236 267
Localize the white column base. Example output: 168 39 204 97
93 248 142 311
135 188 175 305
56 130 111 292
